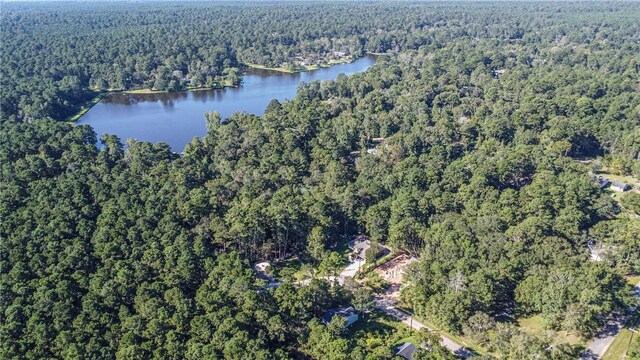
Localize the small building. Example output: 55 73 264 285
322 306 359 328
395 342 416 360
350 238 385 262
597 177 610 189
374 254 418 284
457 116 470 125
172 70 184 79
611 181 631 192
253 262 273 281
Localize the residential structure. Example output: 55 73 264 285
395 342 416 359
322 306 359 328
253 262 273 280
597 176 610 189
374 254 418 284
611 181 630 192
349 237 386 261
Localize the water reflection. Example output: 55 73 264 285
79 55 376 151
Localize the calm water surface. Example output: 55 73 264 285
79 56 376 151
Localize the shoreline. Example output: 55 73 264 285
68 83 238 122
70 55 379 122
246 55 365 74
66 92 106 122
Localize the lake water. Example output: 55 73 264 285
78 55 376 151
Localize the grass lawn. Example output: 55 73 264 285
602 328 636 360
601 276 640 359
246 57 354 74
271 257 306 281
332 236 354 256
124 88 166 94
602 312 639 360
597 171 640 187
392 304 487 355
518 315 585 346
627 276 640 286
347 309 415 352
66 92 104 121
246 63 300 73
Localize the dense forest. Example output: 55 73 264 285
2 1 640 359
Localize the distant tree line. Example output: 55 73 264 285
2 1 640 359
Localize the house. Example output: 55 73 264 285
492 69 506 78
395 342 416 360
374 254 418 284
597 176 610 189
350 238 385 262
172 70 184 79
253 262 273 281
333 51 347 57
322 306 359 328
611 181 631 192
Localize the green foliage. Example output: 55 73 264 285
2 1 640 358
621 192 640 215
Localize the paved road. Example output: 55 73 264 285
581 281 640 359
375 294 475 358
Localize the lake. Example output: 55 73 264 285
78 55 376 151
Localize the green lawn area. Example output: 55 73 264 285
602 328 636 360
332 236 354 256
597 171 640 187
246 63 299 73
66 92 104 121
393 306 488 355
601 276 640 359
518 315 585 346
625 275 640 286
246 57 354 74
346 309 415 353
602 312 639 360
270 257 307 281
123 88 164 94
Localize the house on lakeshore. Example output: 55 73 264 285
322 306 359 328
395 342 417 360
611 181 631 192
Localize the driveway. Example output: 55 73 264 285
340 258 362 279
375 288 475 358
580 280 640 359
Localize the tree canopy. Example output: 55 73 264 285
2 1 640 359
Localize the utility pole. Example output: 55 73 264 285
627 328 637 357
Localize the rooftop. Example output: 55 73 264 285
322 306 359 325
395 342 416 359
